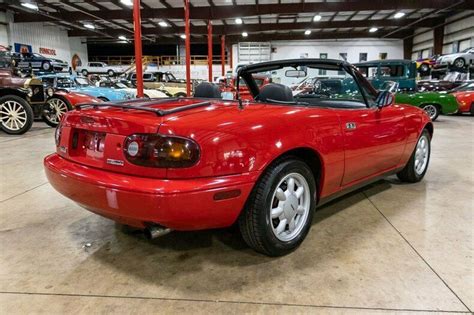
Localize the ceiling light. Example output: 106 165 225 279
180 34 186 39
120 0 133 6
158 21 168 27
84 23 95 29
304 30 312 35
118 35 127 40
21 2 39 10
313 15 322 22
242 32 248 37
369 27 378 33
394 12 405 19
235 18 243 24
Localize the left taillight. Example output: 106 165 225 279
124 134 200 168
55 125 62 146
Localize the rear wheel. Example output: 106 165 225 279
42 61 51 71
0 95 34 135
81 69 88 76
421 104 440 121
239 158 316 256
453 58 465 69
397 129 431 183
42 97 72 127
107 69 115 77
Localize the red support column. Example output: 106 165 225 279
221 35 225 76
207 20 213 82
184 0 191 96
133 0 144 98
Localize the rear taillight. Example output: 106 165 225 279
124 134 200 168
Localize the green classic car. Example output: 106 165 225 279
381 81 458 121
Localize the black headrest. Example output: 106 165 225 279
257 83 294 103
194 82 222 99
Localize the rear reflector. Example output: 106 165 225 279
213 189 241 201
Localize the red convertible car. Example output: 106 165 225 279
44 59 433 256
451 82 474 114
43 90 102 127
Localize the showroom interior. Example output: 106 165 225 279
0 0 473 313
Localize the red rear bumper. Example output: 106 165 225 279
44 154 256 230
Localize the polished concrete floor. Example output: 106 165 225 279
0 116 473 314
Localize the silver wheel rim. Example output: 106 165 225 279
45 98 68 123
414 134 429 175
454 59 464 68
270 173 311 242
0 100 28 131
423 105 437 120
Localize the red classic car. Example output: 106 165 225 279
43 90 102 127
44 59 433 256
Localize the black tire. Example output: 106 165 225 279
421 104 440 121
174 92 187 98
42 96 72 127
453 58 465 69
0 95 34 135
107 70 115 77
419 63 430 74
81 69 88 76
470 103 474 115
42 61 51 71
239 157 316 256
397 129 431 183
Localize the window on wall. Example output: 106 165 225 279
379 53 387 60
359 53 367 62
319 53 327 75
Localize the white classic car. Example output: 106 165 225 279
437 47 474 69
76 62 129 76
97 81 169 99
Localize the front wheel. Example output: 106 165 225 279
42 97 72 127
421 104 440 121
42 61 51 71
239 158 316 256
81 69 88 76
397 129 431 183
419 63 430 74
0 95 34 135
453 58 465 69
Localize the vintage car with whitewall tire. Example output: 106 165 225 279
0 68 51 134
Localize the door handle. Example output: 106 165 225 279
346 122 357 130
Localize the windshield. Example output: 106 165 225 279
244 63 375 107
56 77 74 88
75 77 92 86
451 82 474 92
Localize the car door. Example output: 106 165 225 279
339 82 407 186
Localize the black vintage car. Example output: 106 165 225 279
16 52 68 72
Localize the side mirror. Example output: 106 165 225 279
375 90 394 108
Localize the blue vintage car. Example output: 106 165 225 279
37 74 133 101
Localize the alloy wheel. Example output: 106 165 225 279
0 100 28 131
423 105 438 120
414 134 429 175
270 173 311 242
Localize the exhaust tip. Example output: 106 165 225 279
144 225 172 239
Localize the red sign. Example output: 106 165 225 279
39 47 56 56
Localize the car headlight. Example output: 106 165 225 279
47 87 54 97
27 88 33 97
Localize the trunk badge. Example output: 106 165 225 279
107 159 124 166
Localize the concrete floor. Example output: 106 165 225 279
0 116 473 314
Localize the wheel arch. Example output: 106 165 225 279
424 122 434 138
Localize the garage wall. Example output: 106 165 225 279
0 12 9 46
7 22 88 67
231 39 403 70
411 12 474 59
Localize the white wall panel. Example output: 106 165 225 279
0 12 9 46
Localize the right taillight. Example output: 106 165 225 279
55 125 62 146
123 134 200 168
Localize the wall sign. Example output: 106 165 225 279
14 43 32 54
39 47 57 55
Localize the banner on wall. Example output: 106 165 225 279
14 43 32 54
39 47 56 56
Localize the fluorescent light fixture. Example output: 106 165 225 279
21 2 38 10
180 34 186 39
118 35 127 40
120 0 133 6
242 32 248 37
394 12 405 19
84 23 95 29
313 15 322 22
235 18 243 24
304 30 312 35
369 27 378 33
158 21 168 27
